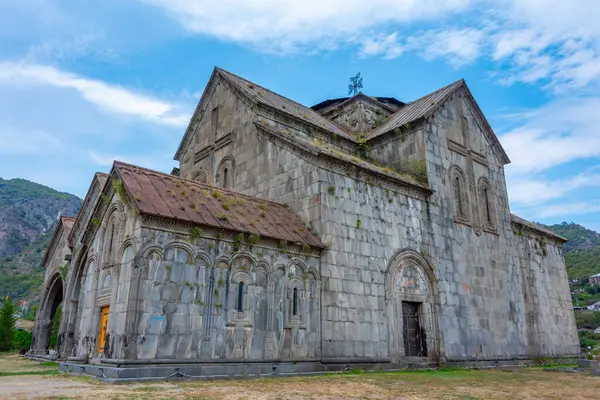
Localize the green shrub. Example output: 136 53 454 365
0 299 16 351
13 329 32 351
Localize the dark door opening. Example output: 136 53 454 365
402 301 427 357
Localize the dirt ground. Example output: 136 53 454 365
1 354 600 400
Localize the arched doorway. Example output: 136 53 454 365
32 273 64 357
385 250 442 362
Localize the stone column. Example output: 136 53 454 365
119 254 146 359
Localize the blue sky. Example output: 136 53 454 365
1 0 600 229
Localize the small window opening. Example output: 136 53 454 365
223 167 229 188
237 281 244 312
292 288 298 316
454 176 463 216
211 107 219 136
484 187 491 224
108 222 115 258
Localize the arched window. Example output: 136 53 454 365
216 156 235 189
237 281 244 312
450 166 469 223
478 177 496 231
193 169 207 184
292 287 298 316
484 188 491 223
104 212 119 264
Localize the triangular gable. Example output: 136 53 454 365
366 79 510 165
174 67 354 161
41 216 75 268
68 172 108 247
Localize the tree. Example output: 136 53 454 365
0 299 16 351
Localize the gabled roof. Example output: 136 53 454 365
366 79 464 139
113 161 325 248
216 68 353 140
366 79 511 165
41 216 75 268
68 172 108 247
174 67 356 161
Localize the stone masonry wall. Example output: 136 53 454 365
423 89 579 361
71 191 143 360
131 229 320 361
512 227 579 356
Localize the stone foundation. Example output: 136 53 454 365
58 355 578 382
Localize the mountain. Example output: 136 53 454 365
545 222 600 279
0 178 81 300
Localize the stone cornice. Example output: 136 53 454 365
140 215 323 256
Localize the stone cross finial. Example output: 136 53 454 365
348 72 363 96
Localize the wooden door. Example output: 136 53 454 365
97 306 110 353
402 301 427 357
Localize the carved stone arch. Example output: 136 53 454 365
477 176 497 232
449 165 470 223
384 249 442 363
116 236 138 266
163 241 194 263
287 259 307 280
232 252 256 273
255 259 273 275
274 264 287 274
215 155 235 189
194 252 211 267
32 272 64 356
306 268 320 281
288 278 304 290
101 203 125 266
230 270 252 285
141 244 164 260
215 255 231 268
193 168 208 184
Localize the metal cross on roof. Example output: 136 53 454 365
348 72 363 96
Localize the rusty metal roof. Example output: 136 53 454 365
216 68 355 141
113 161 325 248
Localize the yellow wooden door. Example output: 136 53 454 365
97 306 110 353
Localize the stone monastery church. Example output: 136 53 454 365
30 67 579 380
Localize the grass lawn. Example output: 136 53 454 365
0 353 599 399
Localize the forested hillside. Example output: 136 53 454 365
0 178 81 301
545 222 600 279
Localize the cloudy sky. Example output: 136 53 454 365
1 0 600 229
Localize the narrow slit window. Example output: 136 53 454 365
237 281 244 312
484 187 491 223
211 107 219 136
223 167 229 188
292 288 298 316
454 176 463 216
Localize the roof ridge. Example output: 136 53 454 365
404 78 464 105
216 67 322 116
215 67 354 141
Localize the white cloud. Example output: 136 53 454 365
406 28 485 67
500 96 600 174
527 201 600 219
139 0 471 53
0 126 61 155
509 172 600 206
0 61 188 126
500 94 600 220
